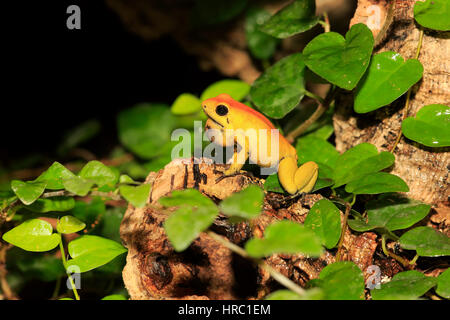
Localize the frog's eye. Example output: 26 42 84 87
215 104 228 116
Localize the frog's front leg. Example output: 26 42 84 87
278 157 319 195
223 142 249 175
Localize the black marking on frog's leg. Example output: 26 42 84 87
226 117 229 124
272 191 306 203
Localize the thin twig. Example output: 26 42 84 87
389 29 424 153
335 197 354 262
286 88 336 143
381 235 411 268
206 231 306 296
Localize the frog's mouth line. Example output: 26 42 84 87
206 115 224 128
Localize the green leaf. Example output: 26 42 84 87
315 262 365 300
345 172 409 195
263 174 284 193
200 79 250 102
2 219 61 252
348 194 430 232
371 270 438 300
79 160 118 187
118 103 176 159
119 174 137 185
436 268 450 299
304 199 341 249
250 53 306 119
11 180 47 205
296 136 340 168
303 23 374 90
26 197 75 213
399 226 450 257
192 0 248 26
35 162 76 190
171 93 202 115
259 0 319 39
67 235 127 273
160 189 219 251
57 215 86 234
245 7 279 60
119 184 151 208
102 294 127 300
265 288 324 300
354 51 423 113
401 104 450 147
57 119 101 155
63 176 94 196
219 185 264 219
414 0 450 31
245 220 323 258
332 143 395 188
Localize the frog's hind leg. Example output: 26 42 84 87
278 157 319 195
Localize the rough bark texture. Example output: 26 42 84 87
334 0 450 205
120 158 380 300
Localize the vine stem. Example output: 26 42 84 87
206 231 306 296
286 88 336 143
319 12 330 33
381 235 410 268
59 239 80 300
335 194 355 262
389 29 425 153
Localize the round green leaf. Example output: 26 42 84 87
317 262 365 300
11 180 46 205
35 162 76 190
354 52 423 113
414 0 450 31
436 268 450 299
371 270 438 300
245 7 279 60
348 194 430 232
219 185 264 219
303 23 374 90
250 53 306 119
402 104 450 147
160 189 219 252
118 103 176 159
345 172 409 195
304 199 341 249
57 120 101 155
67 235 127 273
79 160 118 187
119 184 151 208
171 93 202 115
57 215 86 234
259 0 319 39
200 79 250 102
295 136 340 167
2 219 61 252
245 220 323 258
332 143 395 188
399 226 450 257
63 176 94 196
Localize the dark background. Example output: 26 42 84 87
2 0 222 163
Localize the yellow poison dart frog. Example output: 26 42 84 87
202 93 319 195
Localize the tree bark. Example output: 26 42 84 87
333 0 449 205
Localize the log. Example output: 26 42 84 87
333 0 450 205
120 158 379 300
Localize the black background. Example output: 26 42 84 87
2 0 221 162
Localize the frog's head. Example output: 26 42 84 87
202 93 235 129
